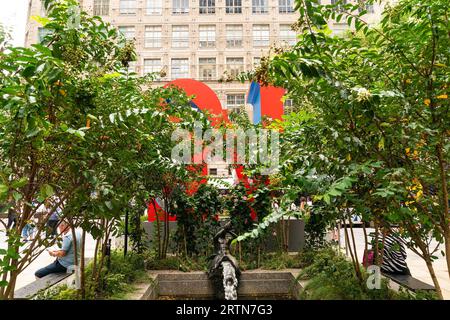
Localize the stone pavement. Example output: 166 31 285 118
0 221 96 291
338 227 450 299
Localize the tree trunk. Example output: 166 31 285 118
348 214 360 266
424 257 444 300
445 232 450 279
92 237 100 281
152 200 162 259
3 238 21 299
374 220 380 265
343 220 357 275
436 143 450 278
80 229 86 299
362 220 369 267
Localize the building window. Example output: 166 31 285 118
226 94 245 113
144 59 162 77
283 98 294 113
146 0 162 14
145 26 162 48
209 168 218 176
199 0 215 14
252 0 268 14
172 25 189 48
331 0 347 12
226 25 243 48
279 24 296 46
253 57 261 67
199 25 216 48
279 0 294 13
173 0 189 14
128 61 137 73
226 57 244 78
171 58 189 79
226 0 242 14
199 58 216 80
93 0 110 15
358 1 374 14
118 26 135 41
119 0 136 15
38 28 52 43
253 24 270 47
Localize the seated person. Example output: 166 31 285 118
35 220 81 278
369 230 411 275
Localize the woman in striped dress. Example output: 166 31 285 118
370 231 411 275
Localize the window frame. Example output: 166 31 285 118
226 24 243 48
199 0 216 14
146 0 163 15
225 0 242 14
199 25 216 49
144 25 162 48
252 24 270 47
252 0 268 14
172 25 190 48
199 57 217 80
225 57 244 78
172 0 189 14
119 0 137 15
171 58 190 79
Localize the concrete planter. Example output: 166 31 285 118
130 269 303 300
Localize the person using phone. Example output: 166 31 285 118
35 220 81 278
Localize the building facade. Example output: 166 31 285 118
25 0 383 114
24 0 383 178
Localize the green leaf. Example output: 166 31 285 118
12 192 23 201
31 15 51 27
41 184 54 198
0 185 8 197
11 178 28 188
105 201 113 210
378 137 385 151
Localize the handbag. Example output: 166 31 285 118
362 249 374 267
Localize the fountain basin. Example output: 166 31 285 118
135 270 303 300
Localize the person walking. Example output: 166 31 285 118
46 204 61 239
3 195 16 231
6 206 17 231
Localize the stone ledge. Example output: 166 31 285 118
130 269 303 300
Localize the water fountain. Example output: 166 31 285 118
139 220 303 300
208 220 241 300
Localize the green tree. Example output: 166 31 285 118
0 0 201 299
239 0 449 298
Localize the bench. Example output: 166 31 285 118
14 272 73 299
382 272 435 292
14 257 93 299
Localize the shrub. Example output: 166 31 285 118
298 248 403 300
34 284 78 300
